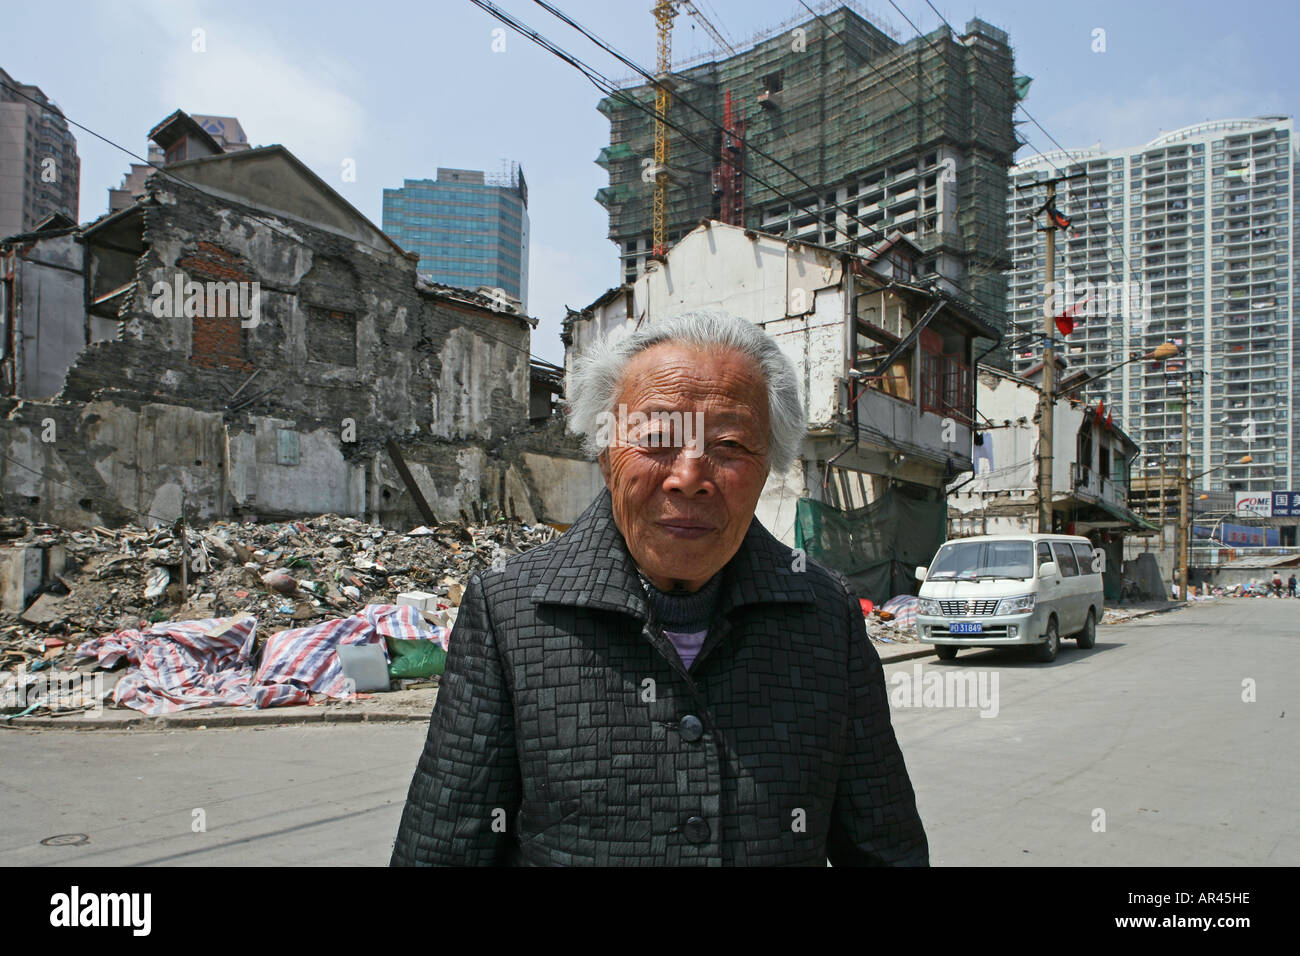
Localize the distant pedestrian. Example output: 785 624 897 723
1272 572 1284 597
1289 574 1297 599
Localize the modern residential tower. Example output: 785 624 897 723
1008 117 1298 495
0 66 80 238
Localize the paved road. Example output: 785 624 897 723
909 599 1299 865
0 598 1294 865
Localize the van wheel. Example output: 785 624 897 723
935 645 959 661
1035 617 1059 663
1076 609 1096 649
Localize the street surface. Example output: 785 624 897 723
0 599 1294 866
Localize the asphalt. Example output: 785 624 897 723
2 601 1189 732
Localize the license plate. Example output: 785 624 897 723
950 622 984 634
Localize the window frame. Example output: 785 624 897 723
1071 542 1099 576
1052 542 1080 576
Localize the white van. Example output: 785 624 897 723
913 534 1104 663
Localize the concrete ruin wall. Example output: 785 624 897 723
0 179 583 530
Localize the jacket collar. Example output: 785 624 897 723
529 487 816 619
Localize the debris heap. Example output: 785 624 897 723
1 514 559 678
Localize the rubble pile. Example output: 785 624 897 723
0 513 559 678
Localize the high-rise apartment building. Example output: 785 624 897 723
595 4 1018 343
0 66 80 237
1008 117 1298 493
382 165 529 310
109 111 251 213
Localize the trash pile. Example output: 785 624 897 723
0 513 559 718
1212 579 1294 598
862 595 921 644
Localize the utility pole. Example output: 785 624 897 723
1017 170 1085 532
1158 458 1167 563
1178 366 1191 602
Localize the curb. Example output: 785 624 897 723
873 604 1187 665
1105 602 1187 623
7 609 1189 729
1 707 432 731
874 644 938 664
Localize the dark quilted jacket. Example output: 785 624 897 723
390 489 928 866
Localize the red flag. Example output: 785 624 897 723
1053 295 1092 336
1095 399 1105 421
1105 410 1113 429
1046 201 1072 231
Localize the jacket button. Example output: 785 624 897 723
679 714 704 743
683 816 710 843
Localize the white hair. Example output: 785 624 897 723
566 309 805 474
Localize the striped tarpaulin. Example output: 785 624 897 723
879 595 918 626
76 605 448 715
254 604 440 698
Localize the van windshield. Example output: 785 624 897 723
926 540 1034 581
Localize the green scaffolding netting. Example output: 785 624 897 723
794 487 948 601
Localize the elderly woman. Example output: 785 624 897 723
390 309 928 866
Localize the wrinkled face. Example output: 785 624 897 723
598 343 771 593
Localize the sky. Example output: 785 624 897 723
4 0 1298 365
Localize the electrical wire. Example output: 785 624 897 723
2 451 187 528
520 0 1016 336
917 0 1142 288
531 0 896 247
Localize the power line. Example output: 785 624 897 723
876 0 1023 330
913 1 1142 290
519 0 1024 347
2 451 184 528
891 2 1144 366
793 0 976 140
530 0 999 273
531 0 896 248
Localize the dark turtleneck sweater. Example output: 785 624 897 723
637 569 723 669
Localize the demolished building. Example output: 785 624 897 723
1 128 590 534
564 220 999 598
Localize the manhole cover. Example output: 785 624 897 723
40 833 89 847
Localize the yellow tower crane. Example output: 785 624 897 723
651 0 678 256
649 1 734 256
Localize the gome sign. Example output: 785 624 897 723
1234 492 1272 518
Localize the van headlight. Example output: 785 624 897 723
917 598 941 616
996 594 1036 615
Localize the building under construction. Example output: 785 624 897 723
595 2 1021 347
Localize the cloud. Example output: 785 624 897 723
135 0 367 180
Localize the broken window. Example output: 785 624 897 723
1077 427 1093 477
855 301 911 401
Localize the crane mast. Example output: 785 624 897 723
652 0 677 255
